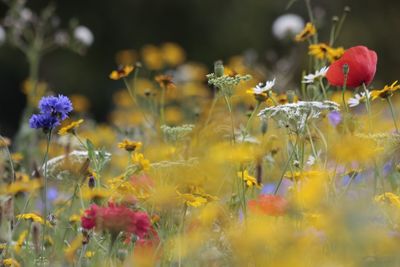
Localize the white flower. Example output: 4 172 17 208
251 78 276 94
74 26 94 46
0 26 5 45
272 14 304 40
20 8 33 22
302 66 329 84
348 90 371 107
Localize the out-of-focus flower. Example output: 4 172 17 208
132 153 150 171
248 194 288 216
155 75 176 90
74 26 94 46
81 203 150 238
326 46 377 88
0 137 11 148
0 25 6 45
118 139 142 152
13 230 28 254
81 187 110 201
2 258 20 267
348 90 371 107
109 65 134 80
58 119 84 135
238 170 261 188
141 45 163 70
302 66 329 84
272 14 305 40
309 43 344 62
5 173 42 195
375 192 400 208
370 81 400 100
161 42 186 66
115 49 137 66
294 22 316 42
64 234 83 263
327 110 342 126
69 94 90 113
176 190 207 208
16 213 44 224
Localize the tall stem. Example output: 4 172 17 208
223 95 236 144
41 129 52 258
387 97 399 133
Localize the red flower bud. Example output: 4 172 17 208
326 46 377 88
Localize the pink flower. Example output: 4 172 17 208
81 203 151 238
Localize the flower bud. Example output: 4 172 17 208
214 60 224 77
88 175 96 189
342 64 349 75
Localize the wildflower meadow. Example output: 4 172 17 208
1 0 400 266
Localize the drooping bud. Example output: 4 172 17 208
214 60 224 77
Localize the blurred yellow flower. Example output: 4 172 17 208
81 187 110 201
16 213 44 224
155 74 176 90
13 230 28 254
294 22 316 42
118 139 142 152
375 192 400 208
309 43 344 62
132 153 150 171
109 65 134 80
2 258 20 267
115 49 137 66
238 170 261 188
141 45 163 70
161 42 186 66
58 119 84 136
371 81 400 100
64 234 83 263
69 94 90 113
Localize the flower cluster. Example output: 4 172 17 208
29 95 73 132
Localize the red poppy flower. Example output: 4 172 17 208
81 203 151 238
248 194 288 216
326 46 377 88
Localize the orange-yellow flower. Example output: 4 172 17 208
109 65 134 80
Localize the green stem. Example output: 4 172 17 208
41 129 52 259
160 87 166 126
362 83 372 132
244 102 261 140
387 97 399 133
274 142 297 195
342 73 349 113
204 94 219 128
223 95 236 144
319 78 328 100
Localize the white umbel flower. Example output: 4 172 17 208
74 26 94 46
272 14 304 40
348 90 371 107
302 66 329 84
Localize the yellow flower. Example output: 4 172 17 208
155 74 176 90
58 119 84 136
115 49 137 66
141 44 164 70
176 190 208 207
370 81 400 100
11 153 23 163
284 170 326 182
309 43 344 62
6 175 42 195
132 153 150 171
118 139 142 152
16 213 44 224
109 65 134 80
64 234 83 263
375 192 400 208
81 187 110 201
238 170 261 188
13 230 28 254
85 251 95 258
294 22 316 42
69 214 81 224
161 42 186 66
2 258 20 267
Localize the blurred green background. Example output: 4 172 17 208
1 0 399 137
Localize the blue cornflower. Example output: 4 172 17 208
29 94 73 132
38 95 73 120
29 113 60 131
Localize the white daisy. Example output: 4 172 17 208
302 66 329 84
251 78 276 94
348 90 371 107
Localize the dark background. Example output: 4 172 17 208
1 0 399 137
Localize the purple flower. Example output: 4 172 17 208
29 94 73 132
29 113 60 132
328 110 342 126
38 95 73 120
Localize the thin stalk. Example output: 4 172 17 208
204 94 219 128
160 87 166 125
244 102 261 140
319 78 328 100
223 95 236 144
274 142 297 195
342 72 349 112
178 204 188 267
387 97 399 133
41 129 52 259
